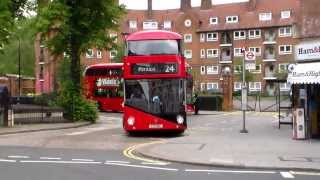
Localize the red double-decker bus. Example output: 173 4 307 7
123 30 188 134
83 63 124 112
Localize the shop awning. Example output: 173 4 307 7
287 62 320 84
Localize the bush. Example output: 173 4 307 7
34 92 59 106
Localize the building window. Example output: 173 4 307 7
184 19 192 27
234 82 242 91
207 32 218 41
207 82 219 90
281 10 291 19
248 29 261 39
234 30 246 40
249 47 261 56
279 45 292 55
200 49 206 58
163 20 172 29
206 49 219 58
200 66 206 75
129 20 137 29
249 64 262 73
143 21 158 30
184 34 192 43
184 50 192 59
200 33 205 42
234 65 242 74
234 48 244 57
86 49 94 58
200 83 206 91
110 33 117 43
209 17 218 25
206 66 219 75
259 12 272 21
280 83 291 91
97 50 102 59
279 63 289 73
226 16 238 23
279 27 292 37
109 50 117 59
249 82 261 91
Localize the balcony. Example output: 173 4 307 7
264 67 277 80
220 47 232 64
39 56 45 65
220 32 232 46
263 30 276 44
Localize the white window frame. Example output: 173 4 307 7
279 27 292 37
207 82 219 91
234 82 242 91
86 49 94 58
143 21 158 30
234 48 244 57
200 33 206 42
200 49 206 59
249 47 261 56
248 29 261 39
163 20 172 29
280 83 291 91
206 49 219 58
184 50 192 59
110 33 118 43
109 50 117 59
209 17 218 25
184 34 192 43
97 50 102 59
249 82 262 92
234 30 246 40
129 20 137 29
206 66 219 75
281 10 291 19
249 64 262 74
184 19 192 27
207 32 218 41
278 63 289 73
226 16 238 23
200 83 206 91
279 45 292 55
259 12 272 21
200 66 206 75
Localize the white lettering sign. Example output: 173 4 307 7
96 78 120 87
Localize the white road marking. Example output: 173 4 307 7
280 172 295 179
72 159 94 162
185 169 277 174
0 159 17 163
105 161 130 164
66 127 111 136
290 171 320 176
141 162 170 166
66 131 88 136
8 155 29 159
20 160 102 164
105 162 178 171
40 157 61 160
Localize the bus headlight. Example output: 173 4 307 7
128 116 135 126
176 115 184 124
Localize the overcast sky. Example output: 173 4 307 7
119 0 249 10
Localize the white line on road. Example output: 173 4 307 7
185 169 277 174
72 159 94 162
105 161 130 164
105 162 178 171
8 155 30 159
290 171 320 176
66 131 88 136
0 159 17 163
20 160 102 164
141 162 170 166
40 157 61 160
280 172 295 179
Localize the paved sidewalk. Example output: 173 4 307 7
136 111 320 171
0 122 92 135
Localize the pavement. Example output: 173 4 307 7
135 111 320 171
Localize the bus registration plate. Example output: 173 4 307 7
149 124 163 129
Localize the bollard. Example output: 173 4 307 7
7 109 14 127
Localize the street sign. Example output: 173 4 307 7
245 62 256 70
245 51 256 61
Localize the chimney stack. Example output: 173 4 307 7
147 0 152 17
201 0 212 10
248 0 257 11
180 0 191 11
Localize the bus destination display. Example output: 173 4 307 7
132 63 177 74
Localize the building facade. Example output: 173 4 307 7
35 0 300 95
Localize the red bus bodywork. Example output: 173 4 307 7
123 30 188 133
83 63 124 112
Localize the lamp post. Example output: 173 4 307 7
18 36 21 101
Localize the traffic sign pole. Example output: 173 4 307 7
240 49 248 133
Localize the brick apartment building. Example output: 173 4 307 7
35 0 300 95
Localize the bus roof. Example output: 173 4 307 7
86 63 123 69
126 30 182 41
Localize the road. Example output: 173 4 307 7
0 112 318 180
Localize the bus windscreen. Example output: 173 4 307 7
127 40 180 56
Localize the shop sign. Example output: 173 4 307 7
295 41 320 61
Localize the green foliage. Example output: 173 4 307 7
112 43 125 63
34 92 59 106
